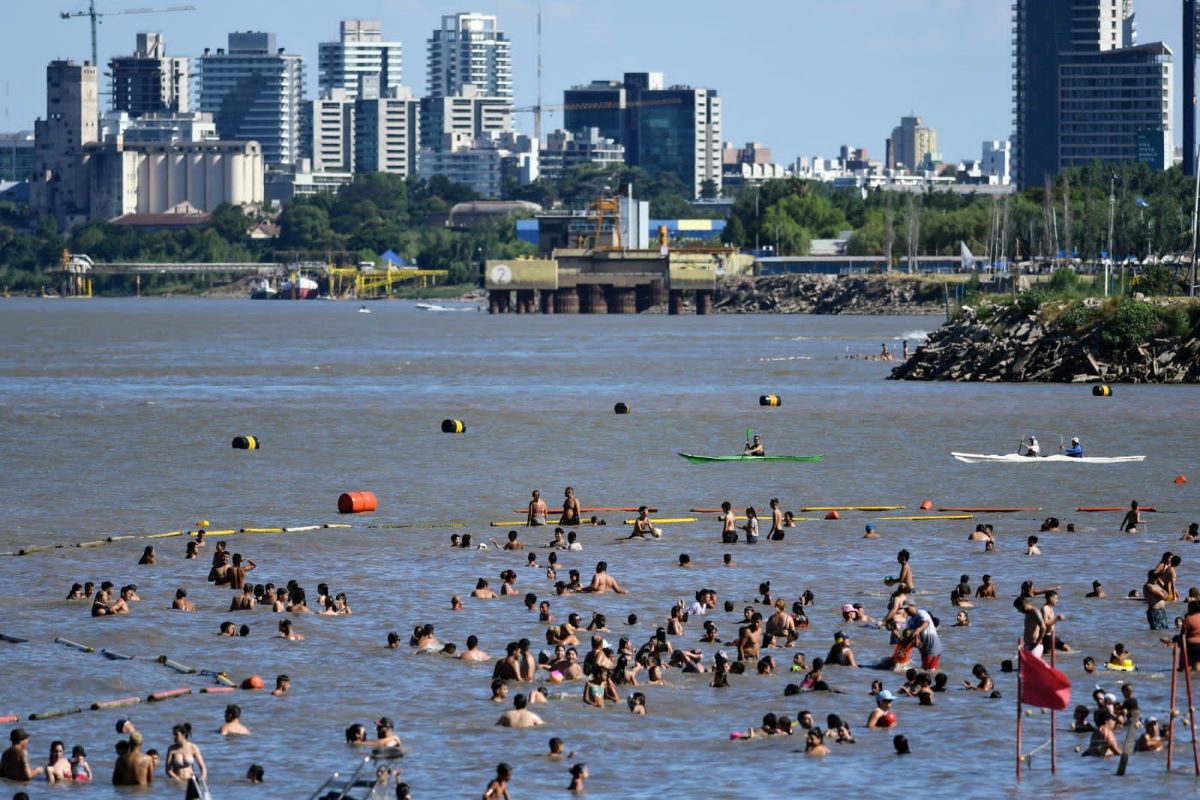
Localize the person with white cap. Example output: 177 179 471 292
1019 435 1041 458
1063 436 1084 458
867 691 898 728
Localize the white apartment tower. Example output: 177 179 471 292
109 33 189 117
199 32 305 167
419 85 512 150
318 20 403 101
309 90 356 173
426 13 512 99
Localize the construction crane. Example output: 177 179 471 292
60 1 195 68
514 97 683 143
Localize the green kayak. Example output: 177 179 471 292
678 452 824 464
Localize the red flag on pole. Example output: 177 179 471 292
1019 648 1071 710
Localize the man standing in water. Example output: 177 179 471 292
720 502 738 544
560 488 581 527
885 550 915 591
583 562 627 594
0 729 43 782
1143 570 1169 630
527 491 548 527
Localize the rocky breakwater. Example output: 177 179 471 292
890 293 1200 383
713 275 945 314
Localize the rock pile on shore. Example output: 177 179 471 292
890 298 1200 383
713 275 944 315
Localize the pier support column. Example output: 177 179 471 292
592 285 609 314
668 289 684 315
556 287 579 313
516 289 535 314
540 290 556 314
695 289 713 315
488 290 510 314
611 287 636 314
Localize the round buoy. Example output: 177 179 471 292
614 402 629 415
196 519 210 527
241 675 265 690
232 435 259 450
338 491 378 514
1092 385 1112 397
824 510 840 520
1175 475 1188 485
441 419 466 434
759 394 781 407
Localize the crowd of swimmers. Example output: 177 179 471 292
9 493 1200 796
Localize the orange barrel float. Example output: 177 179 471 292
759 394 782 407
338 491 378 514
1092 385 1112 397
232 435 260 450
441 419 466 434
614 403 630 415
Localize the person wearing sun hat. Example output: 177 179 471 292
867 690 898 728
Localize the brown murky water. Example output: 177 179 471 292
0 298 1197 798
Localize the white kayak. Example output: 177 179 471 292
952 452 1146 464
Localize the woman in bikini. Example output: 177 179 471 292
165 724 206 782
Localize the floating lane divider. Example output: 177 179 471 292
368 522 468 529
77 540 108 548
0 634 29 644
147 530 183 539
490 520 597 528
938 507 1040 513
54 637 95 653
283 525 320 532
324 523 352 529
100 649 135 661
1077 506 1158 513
157 656 197 674
802 505 906 512
29 706 83 721
240 527 284 534
876 514 974 521
200 687 236 694
199 670 236 687
0 715 17 724
106 535 136 542
622 517 698 525
188 529 238 537
91 696 140 711
148 688 192 702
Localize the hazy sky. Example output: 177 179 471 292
0 0 1186 163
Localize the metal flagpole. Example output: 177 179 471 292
1169 640 1179 772
1016 638 1023 779
1181 635 1200 775
1050 634 1057 773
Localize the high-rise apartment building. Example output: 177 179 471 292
356 78 419 176
1012 0 1172 187
419 85 512 150
426 13 512 99
30 60 99 224
318 20 403 101
110 33 189 118
308 90 356 173
888 116 938 171
563 72 722 198
540 128 625 181
199 32 305 167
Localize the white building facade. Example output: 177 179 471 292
426 13 512 99
318 20 403 101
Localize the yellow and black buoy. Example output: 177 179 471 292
441 419 466 434
232 435 259 450
614 402 629 415
759 394 781 407
1092 385 1112 397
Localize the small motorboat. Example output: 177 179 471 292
357 306 371 314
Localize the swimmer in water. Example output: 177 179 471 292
560 487 581 527
218 704 250 736
582 561 627 594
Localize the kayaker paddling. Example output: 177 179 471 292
743 434 765 456
1018 435 1040 458
1062 436 1084 458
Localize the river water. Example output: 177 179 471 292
0 298 1197 799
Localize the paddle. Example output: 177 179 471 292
745 427 753 453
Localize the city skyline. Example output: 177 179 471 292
0 0 1186 165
